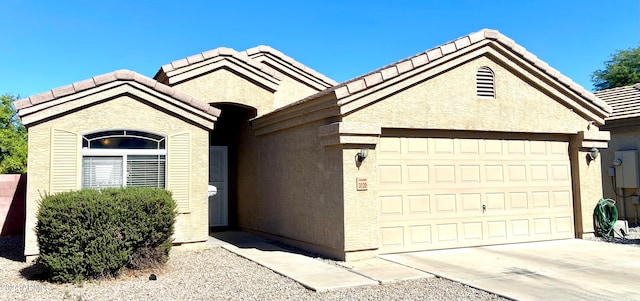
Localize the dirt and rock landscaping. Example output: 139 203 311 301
0 235 507 300
2 226 639 300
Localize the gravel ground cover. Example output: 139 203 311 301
3 226 639 301
0 235 507 301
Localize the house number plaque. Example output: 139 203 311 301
356 178 368 191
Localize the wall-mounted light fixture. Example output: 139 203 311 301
356 148 368 163
588 147 599 160
586 147 599 165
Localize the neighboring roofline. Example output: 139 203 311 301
601 116 640 131
244 45 337 90
594 83 640 121
254 28 611 127
153 47 282 89
15 69 220 128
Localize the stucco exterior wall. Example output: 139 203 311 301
273 76 320 110
236 120 347 259
24 95 209 257
601 124 640 222
341 146 379 260
344 56 588 134
173 69 274 115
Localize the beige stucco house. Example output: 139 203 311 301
595 84 640 224
17 29 611 261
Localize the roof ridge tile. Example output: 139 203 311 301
270 28 610 119
243 45 338 86
16 69 218 119
187 53 205 64
156 46 282 83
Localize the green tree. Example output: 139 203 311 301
0 94 27 173
591 46 640 91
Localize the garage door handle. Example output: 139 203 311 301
482 204 486 213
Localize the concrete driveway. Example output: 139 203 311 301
381 239 640 301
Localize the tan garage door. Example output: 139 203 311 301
377 135 574 253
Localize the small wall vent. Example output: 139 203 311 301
476 67 495 98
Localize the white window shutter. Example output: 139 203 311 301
168 132 191 213
50 128 80 193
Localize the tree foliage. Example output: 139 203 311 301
591 46 640 91
0 94 27 174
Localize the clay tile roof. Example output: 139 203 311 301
594 83 640 120
155 47 282 83
15 69 220 118
262 28 610 119
243 45 338 88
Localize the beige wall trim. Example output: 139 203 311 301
253 42 609 137
252 95 340 136
163 58 280 92
318 122 381 146
245 50 337 90
21 83 217 130
337 43 608 126
578 130 611 149
331 29 610 117
16 70 220 121
155 47 282 84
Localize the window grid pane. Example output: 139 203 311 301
82 156 123 189
126 155 166 188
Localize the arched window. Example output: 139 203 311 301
476 66 495 98
81 130 166 189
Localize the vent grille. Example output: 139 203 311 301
476 67 495 98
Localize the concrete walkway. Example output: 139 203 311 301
382 239 640 301
208 231 432 291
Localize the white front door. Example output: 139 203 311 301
209 146 228 227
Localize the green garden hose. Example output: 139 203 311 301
594 198 618 239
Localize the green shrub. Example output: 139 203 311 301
36 187 177 283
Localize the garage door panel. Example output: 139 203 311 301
379 136 574 253
380 227 404 247
532 191 551 208
380 195 403 216
485 165 505 182
436 223 458 242
486 193 506 210
555 217 573 233
462 222 483 240
407 165 429 184
408 194 430 213
487 221 507 238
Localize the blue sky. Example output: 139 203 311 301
1 0 638 98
